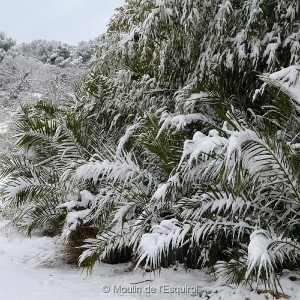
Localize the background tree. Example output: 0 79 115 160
0 32 16 61
8 38 96 67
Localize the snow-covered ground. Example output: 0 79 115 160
0 123 7 134
0 221 300 300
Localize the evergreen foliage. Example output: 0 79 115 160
2 0 300 292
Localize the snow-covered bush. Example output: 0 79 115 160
2 0 300 292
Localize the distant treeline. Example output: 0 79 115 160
0 31 100 67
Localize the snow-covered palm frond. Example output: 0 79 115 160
136 219 190 270
23 195 62 236
11 105 60 160
14 118 58 151
0 154 33 179
3 178 59 208
180 190 252 223
257 66 300 143
242 138 300 200
75 152 157 188
261 66 300 106
158 112 212 133
178 129 226 169
55 112 99 162
245 230 300 290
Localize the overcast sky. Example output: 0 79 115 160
0 0 125 45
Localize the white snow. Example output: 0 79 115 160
246 230 273 280
179 129 226 167
31 93 43 99
158 112 210 134
75 155 145 185
116 124 140 156
61 209 91 239
0 123 7 133
267 65 300 104
0 221 300 299
225 128 259 166
152 173 179 201
56 190 95 212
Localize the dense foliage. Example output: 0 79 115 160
9 39 95 67
1 32 97 67
0 32 16 61
2 0 300 292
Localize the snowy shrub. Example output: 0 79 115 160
2 0 300 292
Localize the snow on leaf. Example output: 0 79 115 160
136 219 190 269
61 209 91 239
179 129 226 167
75 154 148 185
246 230 273 281
225 129 259 167
158 112 210 136
116 124 140 156
152 173 180 201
